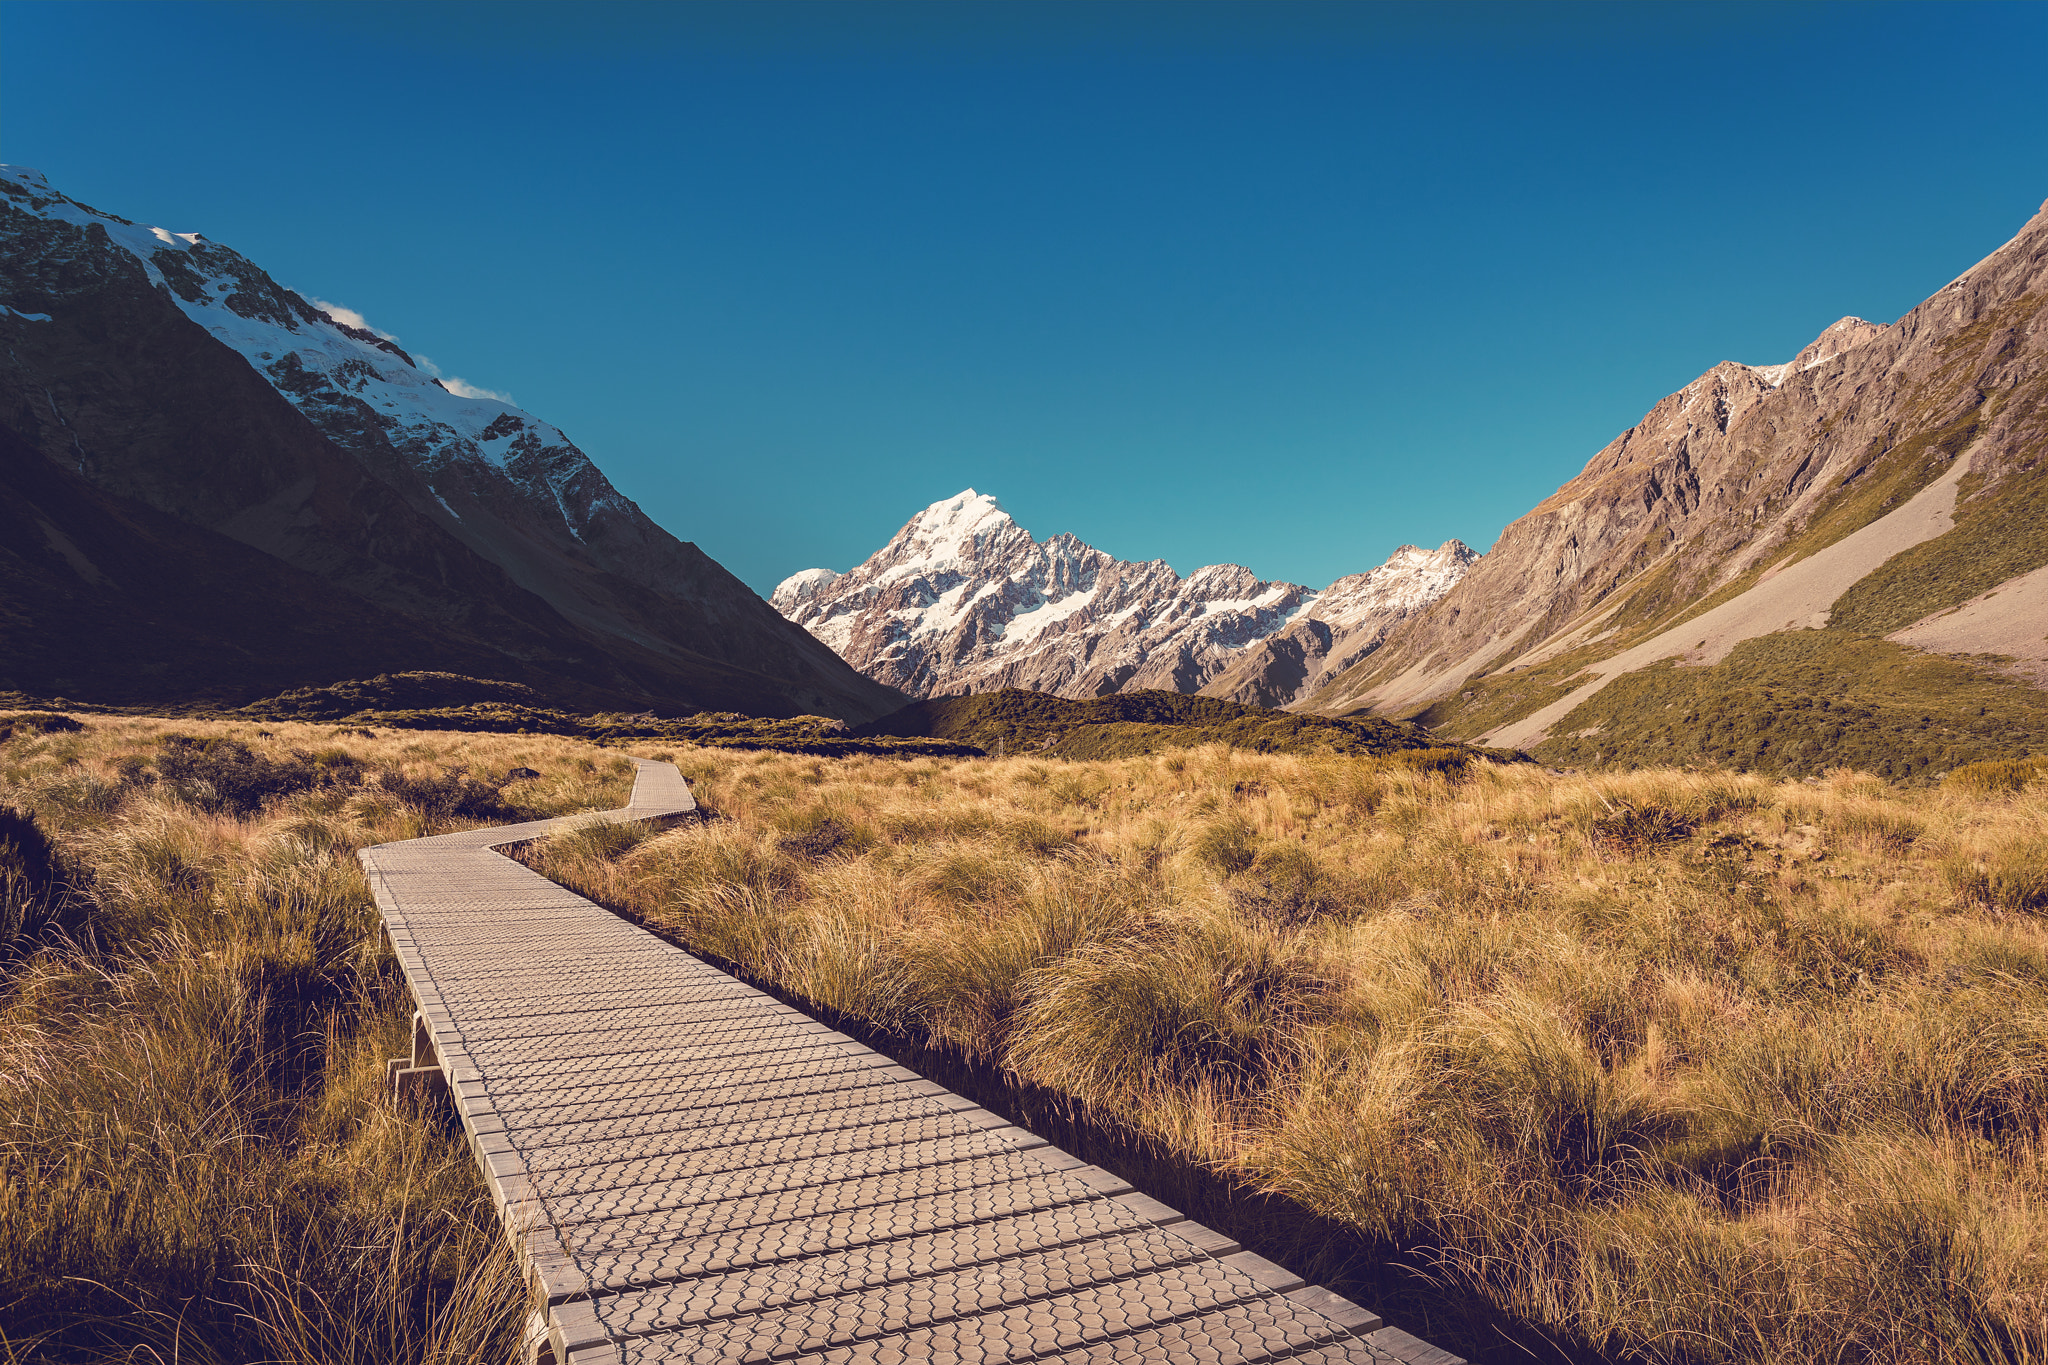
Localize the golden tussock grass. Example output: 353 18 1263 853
515 744 2048 1364
0 716 633 1362
8 713 2046 1363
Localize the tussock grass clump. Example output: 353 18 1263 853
1944 830 2048 915
0 716 638 1361
1010 914 1332 1119
512 737 2048 1364
1588 801 1695 854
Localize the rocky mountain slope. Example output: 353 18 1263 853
1306 198 2048 778
0 166 901 720
773 490 1472 702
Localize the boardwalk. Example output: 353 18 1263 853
362 759 1460 1365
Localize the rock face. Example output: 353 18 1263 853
772 490 1473 703
1307 198 2048 738
0 165 902 720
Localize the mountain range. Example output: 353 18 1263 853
772 491 1474 706
0 165 900 721
780 200 2048 777
5 160 2043 777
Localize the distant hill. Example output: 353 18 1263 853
0 166 903 722
772 489 1472 705
1308 199 2048 780
856 687 1515 763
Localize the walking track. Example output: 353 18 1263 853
361 759 1462 1365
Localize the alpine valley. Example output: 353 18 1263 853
0 166 901 722
784 199 2048 778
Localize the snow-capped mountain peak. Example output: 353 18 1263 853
0 164 613 536
772 492 1475 704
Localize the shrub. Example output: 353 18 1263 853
376 768 517 822
1944 755 2048 796
0 711 84 742
152 734 334 816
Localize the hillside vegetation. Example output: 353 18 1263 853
1534 632 2048 780
857 688 1516 763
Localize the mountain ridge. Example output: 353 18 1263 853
1304 196 2048 776
773 489 1473 704
0 165 903 721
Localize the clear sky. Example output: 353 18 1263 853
3 1 2043 594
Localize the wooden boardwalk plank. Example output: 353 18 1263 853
361 759 1460 1365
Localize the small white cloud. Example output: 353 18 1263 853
440 376 517 404
414 356 515 404
308 296 399 341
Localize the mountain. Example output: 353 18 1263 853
772 490 1473 703
1306 199 2048 779
1196 541 1477 708
0 166 902 721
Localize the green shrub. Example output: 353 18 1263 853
1944 755 2048 796
1534 632 2048 781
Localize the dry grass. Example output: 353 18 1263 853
0 716 633 1362
10 711 2045 1363
514 744 2048 1364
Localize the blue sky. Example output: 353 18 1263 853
4 1 2043 594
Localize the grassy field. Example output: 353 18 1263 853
4 715 2044 1363
533 741 2047 1364
0 716 634 1363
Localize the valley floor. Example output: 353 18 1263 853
2 716 2043 1363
